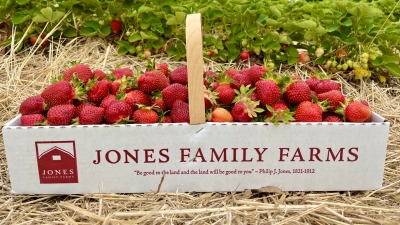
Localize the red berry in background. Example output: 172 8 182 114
156 63 169 77
305 76 320 91
208 50 214 58
323 115 343 122
298 53 310 64
30 34 49 47
93 69 107 81
169 66 188 85
112 67 133 79
248 65 268 83
241 51 249 61
111 20 123 33
337 49 347 57
63 63 94 84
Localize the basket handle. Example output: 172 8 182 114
186 14 206 125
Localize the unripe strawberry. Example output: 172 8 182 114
315 47 324 58
298 53 310 64
337 49 347 57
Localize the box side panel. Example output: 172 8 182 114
3 122 390 194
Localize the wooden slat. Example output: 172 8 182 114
186 14 205 124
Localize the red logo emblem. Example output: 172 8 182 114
35 141 78 184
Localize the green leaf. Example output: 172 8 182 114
140 22 150 29
99 26 111 36
382 55 399 64
138 5 154 14
51 11 65 22
166 46 177 55
327 24 339 32
321 41 331 52
16 0 30 4
340 17 352 26
83 21 101 30
315 56 325 65
288 56 298 65
371 57 383 66
264 41 281 51
118 46 128 55
11 10 31 24
287 46 298 57
166 16 179 25
40 7 53 21
382 63 400 77
342 37 357 45
128 33 141 42
140 31 158 40
116 40 131 49
63 27 77 37
32 14 49 23
175 12 186 24
80 27 97 36
296 20 317 30
152 26 164 34
304 31 314 40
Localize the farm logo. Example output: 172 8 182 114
35 141 78 184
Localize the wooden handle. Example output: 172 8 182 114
186 14 205 125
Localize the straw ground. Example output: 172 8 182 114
0 37 399 224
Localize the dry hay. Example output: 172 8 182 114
0 37 400 225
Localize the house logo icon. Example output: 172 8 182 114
35 141 78 184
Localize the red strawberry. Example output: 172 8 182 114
138 70 170 94
265 103 295 125
208 107 234 122
161 114 172 123
298 53 310 64
285 81 312 105
231 100 263 122
87 80 111 102
152 96 167 112
41 81 76 107
105 100 132 124
156 63 169 77
337 49 347 57
76 102 96 115
231 72 252 90
171 100 189 123
265 101 289 118
169 66 188 85
317 90 346 112
255 79 281 106
111 20 123 33
47 104 77 125
248 65 268 83
132 106 159 124
345 101 372 122
100 94 117 110
21 114 46 126
112 68 133 79
110 79 124 95
19 95 45 115
77 104 105 125
215 84 235 106
62 63 93 84
124 90 151 112
161 83 188 109
204 86 218 109
93 69 107 81
315 79 341 94
294 101 323 122
224 68 238 78
30 34 49 47
324 115 343 122
241 51 249 61
305 76 320 91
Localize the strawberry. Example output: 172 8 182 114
76 102 96 115
30 34 49 47
112 68 133 79
93 69 107 81
298 53 310 64
161 83 188 109
294 101 323 122
305 76 319 91
100 94 117 110
171 100 189 123
255 79 281 107
110 79 124 95
87 79 111 102
152 96 167 112
204 86 218 109
337 49 347 57
169 66 188 85
323 115 343 122
224 68 239 78
315 47 324 58
208 50 214 58
285 81 312 105
265 103 295 125
315 79 341 94
265 101 289 118
156 63 169 77
215 83 235 106
345 101 372 122
21 114 46 126
47 104 77 125
105 100 132 124
241 51 249 61
231 100 263 122
132 106 159 124
231 72 252 90
41 81 76 107
77 104 105 125
248 65 268 83
161 115 172 123
317 90 346 112
111 20 123 33
124 90 151 112
19 95 45 115
63 63 94 84
138 70 170 94
208 107 234 122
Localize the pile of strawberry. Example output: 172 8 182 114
18 62 372 126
